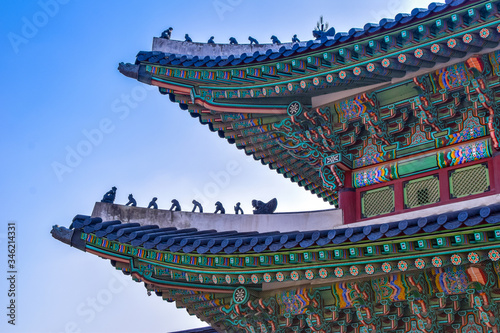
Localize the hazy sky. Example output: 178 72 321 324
1 1 434 332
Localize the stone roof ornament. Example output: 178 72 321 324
147 197 158 209
234 202 244 214
207 36 215 44
270 35 281 45
184 34 192 42
229 37 238 45
214 201 225 214
101 186 117 204
125 194 137 207
252 198 277 214
192 200 203 213
170 199 181 211
292 34 300 43
160 27 173 40
248 36 258 45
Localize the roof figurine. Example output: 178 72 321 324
191 200 203 213
234 202 244 214
312 15 335 39
125 194 137 207
270 35 281 45
248 36 258 45
229 37 238 45
207 36 215 44
252 198 277 214
214 201 225 214
184 34 192 42
169 199 181 211
101 186 117 204
292 34 300 43
147 197 158 209
160 27 173 40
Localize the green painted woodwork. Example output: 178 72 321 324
302 252 313 262
449 163 490 199
377 82 419 107
398 155 438 176
416 239 429 250
318 250 328 260
399 242 410 252
403 174 440 209
333 249 344 259
361 185 395 218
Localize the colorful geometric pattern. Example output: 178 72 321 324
468 252 479 264
371 274 408 302
353 163 398 187
489 50 500 74
462 314 484 333
432 257 443 268
407 320 425 333
398 260 408 271
458 110 485 141
489 249 500 261
431 265 488 296
276 288 310 315
319 268 328 278
415 259 426 269
353 138 386 168
437 139 491 168
432 266 468 294
435 62 472 90
451 254 462 265
335 95 367 122
410 125 431 145
437 109 485 149
332 282 362 308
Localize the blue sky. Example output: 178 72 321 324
1 1 433 332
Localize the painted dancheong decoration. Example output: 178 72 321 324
52 204 500 332
54 1 500 332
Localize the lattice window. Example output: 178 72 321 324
449 163 490 199
404 175 440 209
361 186 394 218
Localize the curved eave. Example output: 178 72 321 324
53 201 500 289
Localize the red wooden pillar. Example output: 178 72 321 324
438 168 451 205
339 170 356 224
393 181 404 213
492 150 500 193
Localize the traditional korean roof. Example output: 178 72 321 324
120 0 500 206
69 203 500 255
139 1 495 69
53 201 500 331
